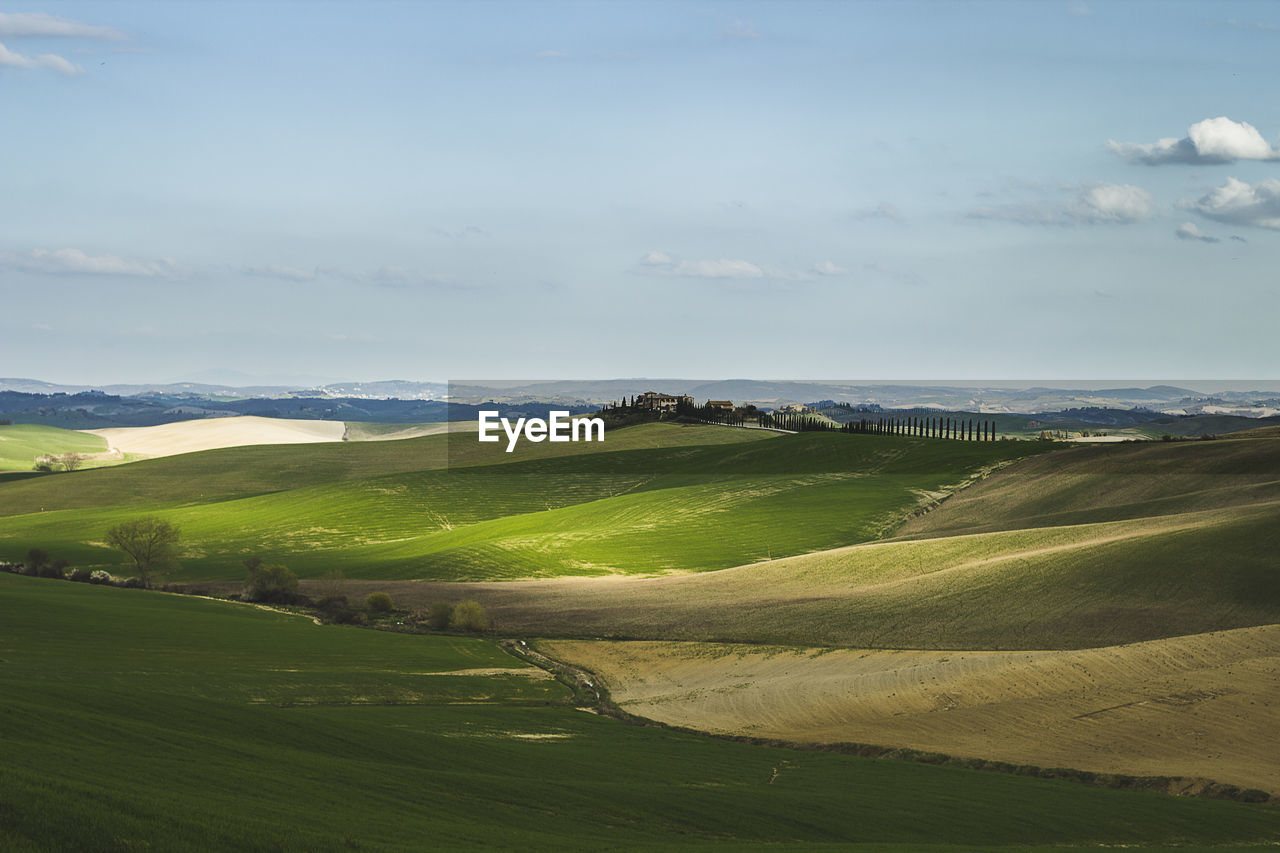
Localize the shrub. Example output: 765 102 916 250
424 601 455 631
89 570 113 585
26 547 50 574
243 559 301 604
450 599 489 632
366 591 393 613
317 595 360 624
37 562 67 580
119 577 144 589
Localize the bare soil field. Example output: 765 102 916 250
84 416 347 458
542 625 1280 796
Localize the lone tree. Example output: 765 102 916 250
57 452 87 472
105 517 181 588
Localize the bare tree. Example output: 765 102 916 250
105 517 181 588
58 452 87 472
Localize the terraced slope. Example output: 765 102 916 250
0 431 1046 582
543 626 1280 796
10 575 1279 851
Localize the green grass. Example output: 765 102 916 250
0 424 107 472
0 430 1048 582
0 421 770 517
4 573 1279 852
897 434 1280 537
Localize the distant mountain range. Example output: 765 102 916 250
2 378 1278 428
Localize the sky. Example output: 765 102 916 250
2 0 1278 384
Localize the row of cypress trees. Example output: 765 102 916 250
840 415 998 440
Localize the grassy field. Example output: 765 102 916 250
0 427 1046 582
895 435 1280 538
5 573 1280 852
0 424 109 473
543 626 1280 795
373 500 1280 648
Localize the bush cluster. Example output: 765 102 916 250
242 557 303 604
411 600 490 633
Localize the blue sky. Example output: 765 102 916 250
2 0 1278 384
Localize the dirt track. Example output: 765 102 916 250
543 624 1280 795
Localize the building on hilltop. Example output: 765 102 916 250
636 391 694 411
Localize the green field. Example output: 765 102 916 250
0 424 108 473
4 573 1279 852
0 425 1048 582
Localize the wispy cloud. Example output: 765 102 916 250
637 251 766 280
864 262 925 287
0 248 180 277
0 41 82 74
1222 18 1277 31
1184 177 1280 230
534 49 568 58
243 264 320 282
968 183 1151 225
1174 222 1220 243
638 251 851 282
1068 4 1092 17
722 19 760 40
368 265 458 288
1107 117 1280 165
430 225 488 239
852 202 904 223
0 12 126 40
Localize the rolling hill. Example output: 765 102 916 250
543 625 1280 796
4 572 1279 851
0 428 1046 582
0 424 110 473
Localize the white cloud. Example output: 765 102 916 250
1068 4 1092 16
243 264 318 282
0 12 126 40
639 250 675 267
1186 177 1280 230
535 50 568 58
675 258 765 279
1107 117 1280 165
1174 222 1220 243
638 252 855 282
969 183 1150 225
0 248 180 277
1069 183 1152 222
638 252 763 279
0 41 82 74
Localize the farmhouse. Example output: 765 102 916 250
636 391 694 411
705 400 735 411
